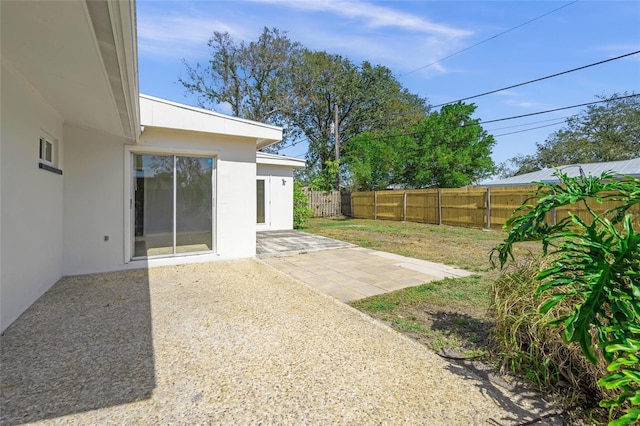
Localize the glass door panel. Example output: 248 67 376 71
134 154 174 257
176 156 213 253
257 179 265 224
133 153 214 258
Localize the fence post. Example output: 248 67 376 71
374 191 377 220
437 189 442 225
552 208 557 226
403 191 407 222
486 187 491 229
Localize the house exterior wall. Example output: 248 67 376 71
62 124 128 276
1 61 65 331
136 127 257 260
60 126 259 276
256 164 295 230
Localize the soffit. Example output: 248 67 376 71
1 1 139 140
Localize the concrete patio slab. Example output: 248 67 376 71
262 246 474 302
256 230 355 257
0 260 560 425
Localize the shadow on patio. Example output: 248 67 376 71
0 268 154 424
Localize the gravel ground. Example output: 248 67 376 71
1 259 560 425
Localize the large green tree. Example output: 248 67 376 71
180 29 428 176
342 132 399 191
344 102 496 190
285 50 428 175
179 27 300 151
511 93 640 174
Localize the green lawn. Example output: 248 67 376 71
302 217 539 356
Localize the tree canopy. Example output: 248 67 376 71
180 27 428 163
180 28 498 189
180 27 301 151
508 93 640 175
344 102 496 190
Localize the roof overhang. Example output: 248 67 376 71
1 0 140 141
257 152 306 168
139 95 283 149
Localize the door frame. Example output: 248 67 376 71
124 145 218 263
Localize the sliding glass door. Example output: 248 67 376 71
133 154 214 258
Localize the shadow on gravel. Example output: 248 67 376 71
443 360 563 425
0 269 155 425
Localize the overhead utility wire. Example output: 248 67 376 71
402 0 578 76
479 93 639 125
485 116 567 132
360 94 640 142
493 121 566 137
432 50 640 108
278 95 637 154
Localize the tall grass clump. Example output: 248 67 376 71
490 257 614 408
491 172 640 425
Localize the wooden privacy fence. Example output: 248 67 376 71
304 190 342 217
350 186 640 230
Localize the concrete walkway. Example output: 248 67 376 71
258 230 473 302
0 260 560 425
257 229 355 256
264 247 473 302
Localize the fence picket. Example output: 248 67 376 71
324 185 638 230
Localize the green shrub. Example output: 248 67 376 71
491 172 640 425
293 181 313 228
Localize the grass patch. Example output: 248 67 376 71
303 217 537 272
303 217 540 356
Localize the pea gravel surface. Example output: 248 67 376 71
1 259 559 425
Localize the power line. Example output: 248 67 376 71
485 116 567 132
479 93 639 125
401 1 578 76
493 121 566 137
276 95 638 155
432 50 640 108
348 94 639 143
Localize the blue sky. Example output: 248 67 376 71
137 0 640 166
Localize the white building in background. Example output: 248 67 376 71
0 1 304 332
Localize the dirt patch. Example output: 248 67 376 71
405 302 493 356
363 299 494 358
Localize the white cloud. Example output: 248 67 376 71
503 99 552 110
136 0 473 77
137 13 244 59
254 0 471 38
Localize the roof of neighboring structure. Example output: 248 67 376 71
139 95 282 149
257 152 306 168
481 157 640 186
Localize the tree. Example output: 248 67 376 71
398 102 496 188
342 102 496 190
285 50 428 182
179 27 300 151
342 132 400 191
511 93 640 174
180 28 429 186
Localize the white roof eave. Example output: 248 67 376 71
139 95 282 148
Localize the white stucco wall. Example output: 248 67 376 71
62 124 128 276
61 126 259 276
1 61 65 331
136 127 257 259
256 164 295 230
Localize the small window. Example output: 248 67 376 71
39 135 56 165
